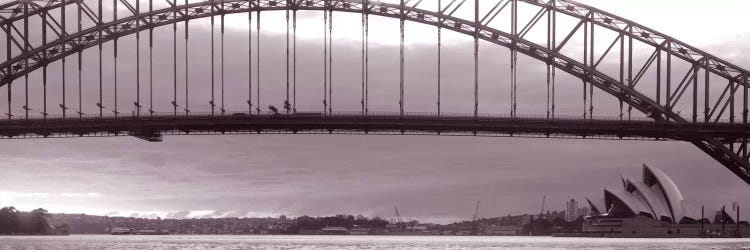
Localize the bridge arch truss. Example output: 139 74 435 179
1 0 750 184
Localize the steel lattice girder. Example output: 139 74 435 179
0 0 679 121
0 0 749 184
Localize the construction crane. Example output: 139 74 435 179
394 205 406 231
471 200 481 235
539 195 546 217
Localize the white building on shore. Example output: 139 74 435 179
577 164 749 238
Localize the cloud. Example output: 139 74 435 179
60 192 102 198
0 191 49 204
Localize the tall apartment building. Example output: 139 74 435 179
566 199 579 222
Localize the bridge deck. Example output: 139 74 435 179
0 112 747 142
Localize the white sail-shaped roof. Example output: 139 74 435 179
585 197 603 215
642 164 684 222
625 178 673 222
604 189 653 218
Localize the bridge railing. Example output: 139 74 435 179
4 110 748 125
0 110 669 123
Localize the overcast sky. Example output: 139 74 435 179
1 0 750 224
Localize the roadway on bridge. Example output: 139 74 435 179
0 112 747 142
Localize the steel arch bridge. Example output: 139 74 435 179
1 0 750 184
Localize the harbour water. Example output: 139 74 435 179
1 235 749 249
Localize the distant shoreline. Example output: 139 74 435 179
0 234 743 239
0 234 69 236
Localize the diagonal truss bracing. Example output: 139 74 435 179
0 0 750 185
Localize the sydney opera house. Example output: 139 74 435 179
580 164 749 238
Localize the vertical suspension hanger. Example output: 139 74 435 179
400 0 405 117
619 25 624 120
361 0 366 116
437 0 441 117
510 0 516 118
99 0 105 117
365 0 369 116
221 5 225 115
247 2 253 115
293 6 297 113
692 60 698 123
589 13 595 120
113 0 118 117
582 12 588 119
551 0 556 119
666 42 672 122
173 0 178 116
148 0 153 115
185 0 190 115
61 1 66 118
323 2 327 115
730 78 736 124
745 74 749 159
704 60 710 123
474 0 479 119
513 0 518 118
628 25 633 120
545 0 551 119
256 6 261 114
42 7 48 118
285 2 290 114
135 0 141 116
23 1 28 119
3 23 9 120
210 0 216 115
328 6 333 115
77 0 83 118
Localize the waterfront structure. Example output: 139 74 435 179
349 227 371 235
108 226 169 235
110 227 133 235
485 226 524 236
566 199 579 222
580 164 749 238
537 210 565 221
577 207 590 219
321 227 348 235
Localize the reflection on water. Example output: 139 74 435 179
1 235 749 250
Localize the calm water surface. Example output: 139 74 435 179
1 235 749 249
